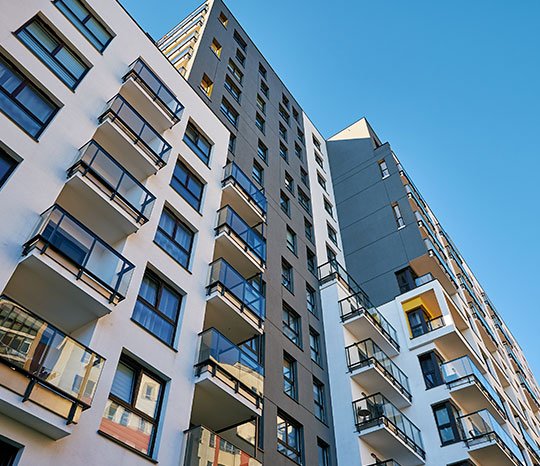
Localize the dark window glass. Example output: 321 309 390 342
310 328 321 364
282 260 293 292
304 218 314 242
283 354 297 399
419 351 444 389
433 402 462 445
307 248 317 275
317 439 330 466
0 148 17 188
283 303 301 346
220 98 239 127
0 438 20 466
258 63 267 79
257 139 267 162
233 30 247 51
277 413 303 464
224 76 241 102
155 208 194 268
227 59 243 84
171 161 204 211
298 189 311 214
280 191 290 216
396 267 416 293
252 161 264 186
306 284 317 315
183 122 212 164
313 379 326 422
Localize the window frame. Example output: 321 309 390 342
310 328 321 365
284 171 295 193
283 303 301 347
306 284 317 316
171 160 204 211
433 401 462 446
281 259 294 292
183 122 212 165
257 139 268 162
210 38 222 58
220 98 239 127
200 73 213 97
0 147 18 189
306 248 317 275
313 378 327 423
227 59 243 84
323 198 333 217
379 159 390 178
252 160 264 186
286 227 297 254
255 112 265 133
280 191 291 216
282 353 298 399
392 202 405 228
233 29 247 51
224 75 241 103
154 207 194 270
277 412 303 464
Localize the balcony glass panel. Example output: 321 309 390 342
208 259 265 320
223 162 267 215
123 58 184 121
68 141 156 222
23 205 134 301
0 296 104 405
198 328 263 396
216 206 266 263
98 95 171 166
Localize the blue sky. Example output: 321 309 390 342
121 0 540 376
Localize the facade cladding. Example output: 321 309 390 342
0 1 538 466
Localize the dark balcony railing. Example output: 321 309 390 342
196 328 264 398
520 425 540 464
98 94 171 167
123 58 184 122
410 314 445 338
22 205 135 303
0 296 105 422
460 410 524 465
222 162 267 215
518 372 540 408
216 206 266 265
207 259 265 325
346 339 411 401
353 393 425 459
365 461 402 466
471 305 498 345
67 141 156 224
183 425 261 466
424 238 458 289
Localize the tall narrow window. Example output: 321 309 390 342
132 270 183 345
233 30 247 51
283 303 301 346
260 80 269 97
220 98 239 127
392 202 405 228
306 284 317 315
295 143 303 160
99 355 165 456
200 73 213 97
317 439 330 466
283 354 297 399
310 328 321 364
284 172 294 193
224 75 241 102
210 38 222 58
277 413 303 464
304 218 314 242
155 208 194 268
279 143 288 161
255 113 265 133
256 94 266 114
258 63 267 79
433 402 462 445
218 12 228 28
298 189 311 214
16 17 89 90
317 172 327 191
419 351 444 389
252 161 264 186
307 248 317 275
228 134 236 154
171 161 204 211
313 378 326 422
286 227 297 254
0 148 17 188
183 122 212 164
280 191 290 216
227 59 243 84
279 123 288 141
379 159 390 178
235 48 246 67
323 198 333 217
282 259 293 292
327 224 338 245
257 139 268 162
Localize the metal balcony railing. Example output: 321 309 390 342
365 461 402 466
222 162 267 215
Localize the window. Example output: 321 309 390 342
171 161 204 211
257 139 268 162
283 354 297 399
279 143 288 162
279 123 288 141
0 437 20 465
317 439 330 466
279 105 290 125
224 75 241 102
210 38 222 58
304 218 314 242
0 148 17 188
277 413 303 464
220 98 239 127
433 402 462 445
323 198 333 217
233 30 247 51
379 159 390 178
286 227 297 254
297 128 305 144
392 202 405 228
293 107 299 122
227 59 243 84
218 12 228 27
53 0 113 52
298 189 311 214
99 355 165 456
228 133 236 154
133 270 182 345
183 122 212 164
419 351 444 389
315 153 324 168
260 80 269 97
313 379 326 422
280 191 290 216
317 172 327 191
17 17 89 90
200 73 213 97
327 224 338 245
235 48 246 67
407 308 431 338
307 248 317 275
282 93 290 109
304 286 317 318
310 328 321 364
255 113 265 133
283 303 301 346
313 136 322 151
395 267 416 293
300 168 309 186
295 143 303 160
0 55 59 138
155 208 194 268
284 172 294 193
252 161 264 186
256 94 266 114
282 259 293 292
326 246 336 262
258 62 267 79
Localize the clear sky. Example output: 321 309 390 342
121 0 540 376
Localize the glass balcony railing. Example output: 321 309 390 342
520 424 540 464
441 356 504 414
98 94 171 167
67 141 156 223
196 328 264 397
366 461 402 466
0 296 105 419
518 372 540 406
183 425 261 466
423 238 458 288
460 410 524 465
410 314 445 338
207 259 265 323
22 205 135 303
216 206 266 265
471 305 498 344
123 58 184 122
353 393 425 459
346 339 411 401
414 272 434 288
222 162 267 215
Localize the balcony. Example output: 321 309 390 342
192 329 263 432
64 141 155 242
518 372 540 412
460 410 525 466
221 162 267 224
366 461 402 466
354 393 425 466
205 259 264 342
471 305 498 353
183 425 261 466
441 355 506 423
121 58 184 131
7 205 134 331
95 95 171 179
347 339 411 408
214 206 266 277
0 296 104 439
